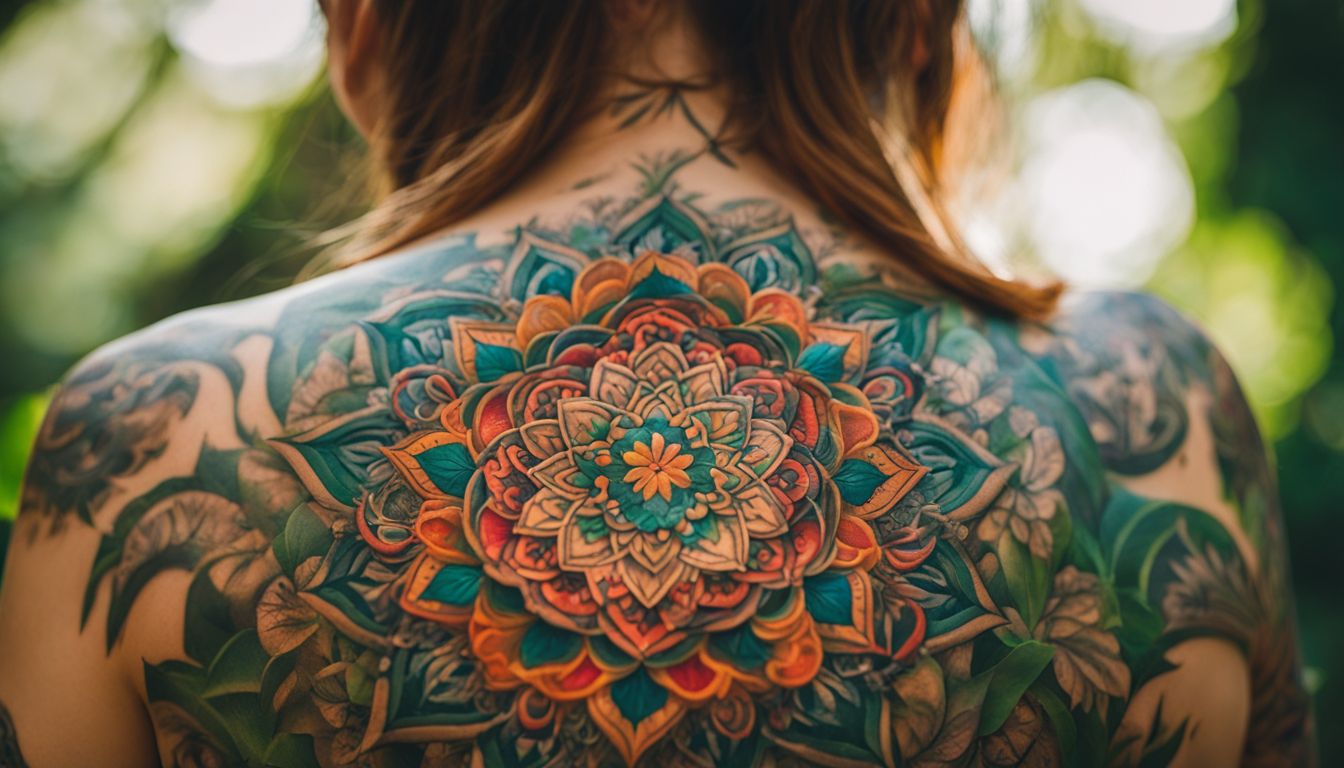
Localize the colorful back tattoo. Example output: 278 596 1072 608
15 166 1311 766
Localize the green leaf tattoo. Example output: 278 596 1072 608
15 162 1313 765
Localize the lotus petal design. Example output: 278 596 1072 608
300 251 941 762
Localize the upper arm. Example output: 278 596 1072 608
0 257 488 767
1042 291 1314 766
0 322 245 767
0 352 185 767
0 518 162 768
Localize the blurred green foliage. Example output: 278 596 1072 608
0 0 1339 761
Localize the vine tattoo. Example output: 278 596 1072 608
17 157 1312 766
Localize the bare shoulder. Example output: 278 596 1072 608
1030 290 1231 472
0 237 500 766
21 236 500 520
1024 289 1315 766
1 178 1316 767
1028 290 1283 561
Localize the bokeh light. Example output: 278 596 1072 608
2 71 270 352
1079 0 1237 50
1153 213 1333 434
1008 79 1194 288
167 0 325 107
0 1 154 180
968 0 1040 75
168 0 318 68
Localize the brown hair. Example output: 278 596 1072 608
343 0 1061 319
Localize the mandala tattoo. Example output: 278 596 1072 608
16 162 1313 766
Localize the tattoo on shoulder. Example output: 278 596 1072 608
19 163 1312 765
22 355 201 530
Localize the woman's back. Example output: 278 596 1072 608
0 159 1311 765
0 1 1313 765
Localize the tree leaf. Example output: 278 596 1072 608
259 650 300 713
419 563 483 607
998 532 1051 629
1099 486 1238 604
474 343 524 383
269 405 403 511
769 680 890 765
803 571 854 626
518 622 583 670
97 487 246 649
204 630 270 698
609 666 670 726
708 625 771 672
257 578 320 656
206 692 275 761
832 459 886 506
416 443 475 498
901 416 1013 521
797 343 847 382
273 504 335 576
383 435 475 499
891 656 947 755
182 568 236 664
144 660 242 761
1029 681 1077 760
263 733 321 768
977 640 1055 736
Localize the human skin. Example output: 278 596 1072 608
0 4 1313 767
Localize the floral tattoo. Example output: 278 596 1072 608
17 161 1313 766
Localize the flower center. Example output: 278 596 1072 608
602 416 713 532
622 432 694 503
